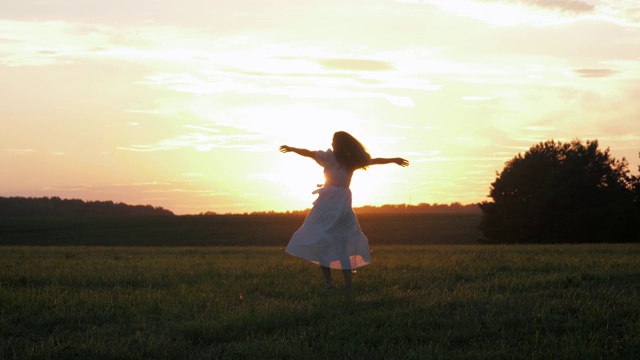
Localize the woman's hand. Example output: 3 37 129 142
280 145 316 158
394 158 409 167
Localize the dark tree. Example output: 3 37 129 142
479 139 639 243
635 152 640 210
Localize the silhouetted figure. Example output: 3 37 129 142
280 131 409 292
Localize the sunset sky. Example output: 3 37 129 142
2 0 639 215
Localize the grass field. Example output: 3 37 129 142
1 244 639 359
0 213 483 246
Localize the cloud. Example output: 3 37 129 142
184 125 221 133
317 58 394 71
400 0 593 26
138 64 422 107
573 68 619 78
524 125 556 131
117 124 266 153
600 0 640 25
117 134 265 152
514 0 594 14
402 0 640 27
461 96 494 101
0 19 434 107
4 148 37 155
0 20 116 66
0 20 222 67
1 17 438 107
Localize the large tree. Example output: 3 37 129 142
635 152 640 210
479 139 639 243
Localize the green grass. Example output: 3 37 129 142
1 245 638 359
0 213 483 246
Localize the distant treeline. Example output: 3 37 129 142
0 197 174 217
1 196 480 218
355 202 481 214
201 202 481 216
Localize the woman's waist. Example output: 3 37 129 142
323 169 352 188
312 183 350 194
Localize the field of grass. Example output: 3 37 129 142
1 244 638 359
0 213 483 246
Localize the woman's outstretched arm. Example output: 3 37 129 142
371 157 410 167
279 145 316 159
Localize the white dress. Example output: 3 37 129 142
285 149 371 269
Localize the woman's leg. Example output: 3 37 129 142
342 270 352 292
321 266 334 290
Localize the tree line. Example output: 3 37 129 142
198 202 481 216
0 197 174 217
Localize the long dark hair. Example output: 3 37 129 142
333 131 371 171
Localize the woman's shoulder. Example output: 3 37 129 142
315 148 333 160
315 149 336 166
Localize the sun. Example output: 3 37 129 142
350 166 395 207
271 153 392 211
269 157 321 210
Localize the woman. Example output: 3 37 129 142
280 131 409 292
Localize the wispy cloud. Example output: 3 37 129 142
4 148 37 155
573 68 619 78
401 0 639 26
317 58 394 71
519 0 594 14
0 21 115 66
599 0 640 26
0 19 440 108
461 96 494 101
139 69 430 108
0 20 226 67
525 125 556 131
118 132 265 152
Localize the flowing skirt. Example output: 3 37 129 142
285 185 371 269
